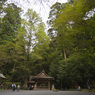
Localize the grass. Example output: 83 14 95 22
59 88 95 92
0 89 4 91
67 88 95 92
82 88 95 92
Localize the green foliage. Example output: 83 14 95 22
0 41 24 74
1 0 95 90
23 9 42 57
0 0 7 12
12 64 30 83
47 0 95 89
15 26 27 51
47 2 66 39
29 19 51 75
0 3 21 42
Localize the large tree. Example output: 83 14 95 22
23 9 42 60
52 0 95 88
31 22 51 74
0 3 25 82
47 2 64 38
0 3 22 43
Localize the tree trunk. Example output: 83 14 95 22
64 49 66 59
23 79 27 89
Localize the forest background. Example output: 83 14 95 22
0 0 95 90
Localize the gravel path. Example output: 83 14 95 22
0 90 95 95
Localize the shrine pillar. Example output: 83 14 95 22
48 81 50 90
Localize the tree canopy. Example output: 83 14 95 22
0 0 95 90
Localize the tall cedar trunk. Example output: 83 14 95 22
24 79 27 89
64 49 66 59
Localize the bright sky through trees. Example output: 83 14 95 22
7 0 68 23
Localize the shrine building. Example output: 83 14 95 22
28 70 54 90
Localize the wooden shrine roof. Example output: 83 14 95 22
31 70 54 79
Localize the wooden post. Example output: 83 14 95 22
34 81 37 89
48 81 50 90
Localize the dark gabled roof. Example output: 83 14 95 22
34 70 53 79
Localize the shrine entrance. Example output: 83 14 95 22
28 70 54 90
